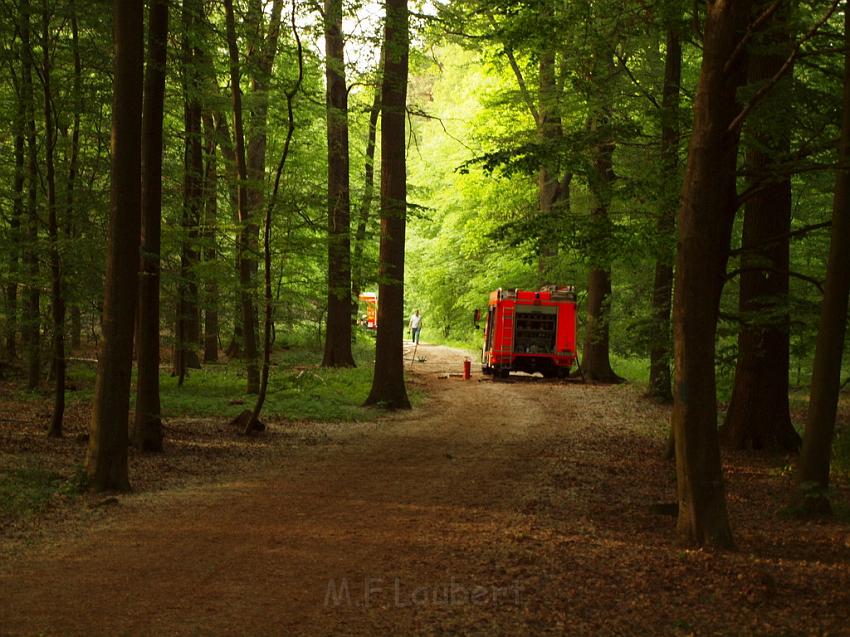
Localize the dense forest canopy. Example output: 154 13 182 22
1 0 849 542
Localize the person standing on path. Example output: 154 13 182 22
409 309 423 344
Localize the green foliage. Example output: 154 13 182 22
0 466 83 521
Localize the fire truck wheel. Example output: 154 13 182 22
498 369 510 379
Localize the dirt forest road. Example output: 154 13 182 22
2 344 850 636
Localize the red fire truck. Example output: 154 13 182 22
479 286 577 378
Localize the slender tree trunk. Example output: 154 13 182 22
796 1 850 516
202 112 219 363
176 0 203 378
721 14 800 452
86 0 144 491
65 0 82 354
322 0 355 368
42 1 65 438
581 49 620 384
582 111 620 382
21 0 40 390
649 20 682 405
243 0 283 383
7 91 24 361
248 0 303 434
351 61 382 309
535 2 565 282
215 114 244 358
672 0 753 548
223 0 259 393
133 0 169 453
364 0 411 410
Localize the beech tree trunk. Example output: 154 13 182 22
65 0 82 354
223 0 260 393
351 59 382 309
582 113 620 381
535 2 566 282
21 0 40 390
86 0 144 491
6 89 24 360
133 0 169 453
364 0 411 410
649 19 682 404
322 0 355 368
175 0 203 379
796 1 850 516
202 112 219 364
671 0 753 548
721 15 800 452
42 0 65 438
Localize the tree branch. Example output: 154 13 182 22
725 266 824 292
728 221 832 256
728 0 842 134
484 11 539 125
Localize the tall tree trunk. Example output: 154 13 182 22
65 0 82 354
7 87 24 361
214 113 244 358
86 0 144 491
364 0 411 410
581 46 620 384
322 0 355 368
247 0 303 434
351 58 382 309
796 1 850 516
223 0 260 393
721 12 800 452
202 112 219 363
133 0 169 453
535 1 565 282
176 0 203 379
672 0 753 548
649 18 682 405
21 0 40 390
42 0 65 438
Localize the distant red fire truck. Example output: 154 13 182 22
479 286 577 378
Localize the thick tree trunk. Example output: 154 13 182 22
202 112 219 364
648 21 682 404
322 0 355 368
364 0 411 410
42 1 65 438
721 16 800 452
133 0 169 453
21 0 40 390
796 2 850 516
86 0 144 491
672 0 753 548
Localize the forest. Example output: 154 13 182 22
2 0 850 634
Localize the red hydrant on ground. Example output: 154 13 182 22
463 357 471 380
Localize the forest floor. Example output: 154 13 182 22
2 344 850 636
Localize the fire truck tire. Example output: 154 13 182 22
498 369 510 379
